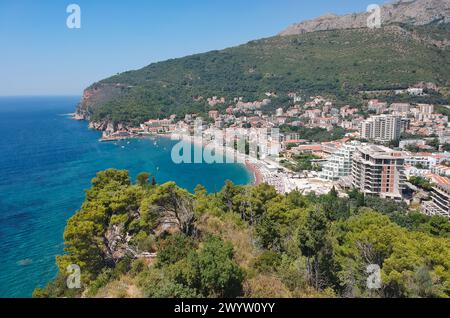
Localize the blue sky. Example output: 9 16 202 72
0 0 386 96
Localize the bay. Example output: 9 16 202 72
0 96 252 297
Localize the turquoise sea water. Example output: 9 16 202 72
0 96 252 297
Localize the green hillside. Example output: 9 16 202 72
34 170 450 298
81 24 450 126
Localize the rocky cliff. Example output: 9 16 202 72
279 0 450 35
75 83 128 131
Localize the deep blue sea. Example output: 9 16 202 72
0 96 252 297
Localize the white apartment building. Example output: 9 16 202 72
439 131 450 144
276 108 284 117
390 103 410 113
418 104 434 114
360 115 402 142
399 139 426 149
351 145 407 200
405 155 437 169
431 165 450 177
407 88 425 96
321 141 360 181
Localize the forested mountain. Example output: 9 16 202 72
34 170 450 298
76 22 450 127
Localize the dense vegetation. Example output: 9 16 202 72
79 24 450 126
35 169 450 298
405 138 440 153
281 154 322 172
436 105 450 117
409 176 434 191
280 125 348 142
402 22 450 48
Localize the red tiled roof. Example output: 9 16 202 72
297 145 322 151
426 174 450 185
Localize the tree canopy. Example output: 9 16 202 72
34 169 450 298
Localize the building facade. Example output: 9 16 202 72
360 115 402 142
321 141 359 181
351 145 407 200
405 155 437 169
422 184 450 219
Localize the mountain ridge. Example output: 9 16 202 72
76 1 450 128
279 0 450 36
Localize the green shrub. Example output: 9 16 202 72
254 251 282 273
156 234 196 267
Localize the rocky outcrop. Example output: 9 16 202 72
279 0 450 36
87 120 128 133
75 84 134 132
75 83 125 123
104 224 137 264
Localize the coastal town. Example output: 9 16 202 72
86 83 450 221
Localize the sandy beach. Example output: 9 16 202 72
245 161 264 185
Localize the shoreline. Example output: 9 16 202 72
245 161 264 186
5 104 262 297
71 113 264 187
169 133 262 186
73 118 325 195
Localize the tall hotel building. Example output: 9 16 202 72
360 115 402 142
351 145 407 200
